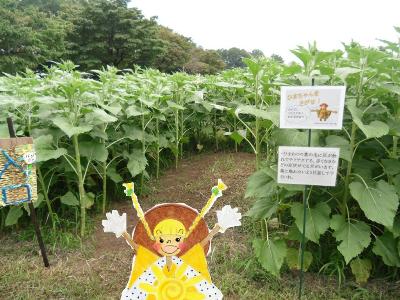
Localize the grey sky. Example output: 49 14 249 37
131 0 399 61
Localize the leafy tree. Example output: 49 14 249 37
271 53 284 63
10 0 86 15
0 4 68 74
217 47 250 68
250 49 265 58
0 0 273 75
15 0 64 14
184 48 225 74
66 0 164 70
153 26 195 73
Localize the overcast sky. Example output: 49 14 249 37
131 0 399 62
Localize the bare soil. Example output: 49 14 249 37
93 151 255 257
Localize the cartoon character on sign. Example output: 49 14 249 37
311 103 337 121
102 179 241 300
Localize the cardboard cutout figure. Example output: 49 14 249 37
102 179 241 300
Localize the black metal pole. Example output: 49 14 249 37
6 117 50 268
298 78 315 299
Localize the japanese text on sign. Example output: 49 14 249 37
277 146 340 186
280 86 346 130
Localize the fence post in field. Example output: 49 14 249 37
6 117 50 268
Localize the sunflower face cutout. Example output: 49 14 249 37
102 179 241 300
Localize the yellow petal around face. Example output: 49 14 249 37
217 179 227 191
139 282 155 294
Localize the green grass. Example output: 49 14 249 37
0 152 399 299
1 224 397 300
210 218 398 299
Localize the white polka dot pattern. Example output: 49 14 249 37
120 256 223 300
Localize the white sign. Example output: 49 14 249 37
280 86 346 130
277 146 340 186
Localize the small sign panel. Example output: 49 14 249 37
280 86 346 130
0 137 37 206
277 146 340 186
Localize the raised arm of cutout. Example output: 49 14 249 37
102 210 127 238
123 182 154 240
200 205 242 247
216 205 242 233
211 179 227 198
186 179 227 238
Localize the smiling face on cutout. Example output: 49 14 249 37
153 219 186 257
155 234 185 256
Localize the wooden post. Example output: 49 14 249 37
6 117 50 268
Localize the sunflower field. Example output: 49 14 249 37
1 36 400 285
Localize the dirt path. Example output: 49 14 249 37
0 151 256 300
94 151 255 256
84 152 255 298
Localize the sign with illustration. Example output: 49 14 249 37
277 146 340 186
102 179 241 300
0 137 37 206
280 86 346 129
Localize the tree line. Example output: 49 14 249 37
0 0 276 74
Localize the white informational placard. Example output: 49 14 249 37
277 146 340 186
280 86 346 130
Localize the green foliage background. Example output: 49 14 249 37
0 0 265 74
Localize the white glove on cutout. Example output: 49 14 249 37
216 205 242 233
102 210 127 238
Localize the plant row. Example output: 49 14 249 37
0 35 400 282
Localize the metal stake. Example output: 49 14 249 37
298 78 314 299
